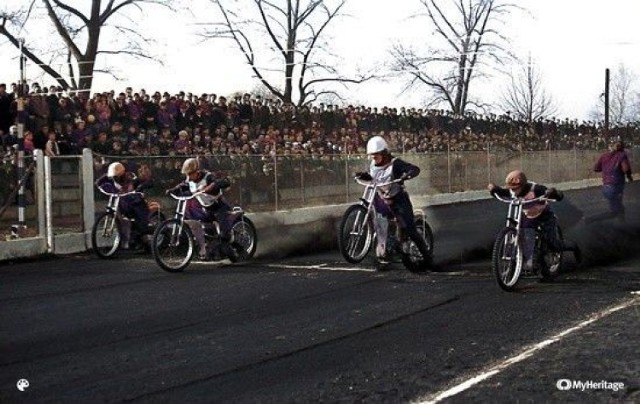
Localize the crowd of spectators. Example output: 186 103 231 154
1 82 639 166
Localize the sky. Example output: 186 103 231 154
1 0 639 121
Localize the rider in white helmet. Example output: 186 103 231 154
356 135 432 269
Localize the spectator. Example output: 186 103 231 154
590 140 634 223
44 129 61 157
0 83 14 136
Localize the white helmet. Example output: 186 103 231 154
366 135 388 154
107 162 125 177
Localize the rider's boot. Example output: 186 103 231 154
375 255 390 271
120 220 132 250
220 234 239 261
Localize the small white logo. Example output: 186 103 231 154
556 378 625 392
16 379 30 392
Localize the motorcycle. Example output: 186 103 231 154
491 193 580 291
91 186 165 258
151 190 257 272
338 177 434 272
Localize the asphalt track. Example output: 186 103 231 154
1 233 639 402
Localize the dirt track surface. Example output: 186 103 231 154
1 246 638 402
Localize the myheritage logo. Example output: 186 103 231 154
556 379 625 392
556 379 572 390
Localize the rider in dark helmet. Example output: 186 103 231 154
355 135 431 268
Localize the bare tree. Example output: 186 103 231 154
203 0 374 106
391 0 517 115
589 64 639 124
0 0 176 93
498 55 557 122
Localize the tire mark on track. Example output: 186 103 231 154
0 276 385 367
123 296 460 402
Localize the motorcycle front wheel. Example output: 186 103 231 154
338 204 374 263
91 212 122 258
152 219 195 272
492 227 523 291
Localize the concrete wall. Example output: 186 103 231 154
245 179 640 266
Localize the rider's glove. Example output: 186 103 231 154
355 172 372 181
544 187 563 201
399 173 411 183
627 173 633 182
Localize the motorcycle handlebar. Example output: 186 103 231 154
354 177 404 187
96 187 144 198
492 193 557 204
167 190 222 201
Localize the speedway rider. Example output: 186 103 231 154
95 161 152 249
488 170 564 270
165 157 233 260
356 135 432 268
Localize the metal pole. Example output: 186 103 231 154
547 142 552 183
300 158 305 205
273 153 278 211
34 150 46 238
447 143 452 193
604 68 610 139
573 142 578 181
44 156 53 252
486 142 491 185
345 154 350 203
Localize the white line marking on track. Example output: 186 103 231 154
266 263 377 272
416 296 640 404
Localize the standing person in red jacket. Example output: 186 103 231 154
591 139 633 223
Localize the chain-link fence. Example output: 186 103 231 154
1 145 637 242
92 145 637 214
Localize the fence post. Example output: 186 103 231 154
300 158 305 205
82 149 95 237
345 154 350 203
44 156 53 253
34 150 46 238
574 143 578 181
447 144 452 193
273 153 279 212
520 143 524 170
547 143 552 183
486 143 491 185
